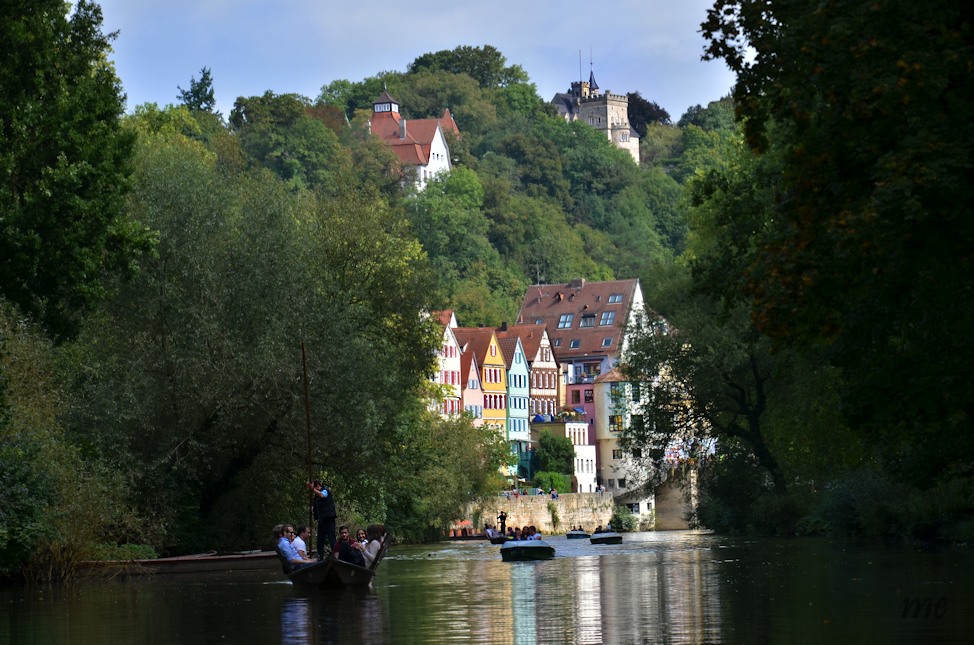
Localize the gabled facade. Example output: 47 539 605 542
550 69 640 164
460 350 484 426
368 90 460 190
497 323 559 419
431 310 462 417
453 328 507 435
497 335 530 454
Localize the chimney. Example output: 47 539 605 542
500 322 508 332
399 118 406 140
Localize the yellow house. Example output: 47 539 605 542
454 327 508 436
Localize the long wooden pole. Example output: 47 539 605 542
302 342 314 544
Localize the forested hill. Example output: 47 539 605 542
224 44 736 326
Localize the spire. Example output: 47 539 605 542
588 68 599 91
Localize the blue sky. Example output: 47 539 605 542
96 0 736 121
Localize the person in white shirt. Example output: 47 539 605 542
293 525 311 559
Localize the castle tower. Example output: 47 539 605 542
551 65 640 164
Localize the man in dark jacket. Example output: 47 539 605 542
309 480 337 560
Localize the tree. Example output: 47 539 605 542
0 0 150 338
177 67 217 113
627 91 671 136
536 430 575 475
701 0 974 485
408 45 528 89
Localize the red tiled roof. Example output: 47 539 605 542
369 108 458 168
517 279 641 362
495 324 545 363
496 337 520 370
454 327 502 368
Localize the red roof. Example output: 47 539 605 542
369 108 458 167
517 279 641 362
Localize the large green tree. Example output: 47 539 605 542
702 0 974 484
0 0 150 338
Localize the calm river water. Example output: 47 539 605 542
2 531 971 644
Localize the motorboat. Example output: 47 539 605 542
500 540 555 561
590 531 623 545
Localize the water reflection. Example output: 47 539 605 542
280 588 388 645
2 532 971 644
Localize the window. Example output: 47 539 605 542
571 390 580 404
580 314 595 328
627 503 639 514
584 389 593 403
602 338 612 347
490 345 497 356
632 448 642 458
607 479 615 489
535 318 543 325
608 294 623 304
600 311 616 326
612 449 622 459
618 478 627 489
569 339 580 349
609 415 623 432
554 339 562 347
558 313 574 329
621 132 629 142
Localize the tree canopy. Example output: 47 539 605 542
0 0 150 338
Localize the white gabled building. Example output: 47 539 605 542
368 90 459 190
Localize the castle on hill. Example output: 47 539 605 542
550 69 640 164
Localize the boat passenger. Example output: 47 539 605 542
362 524 386 568
356 528 368 546
293 525 312 559
278 524 314 568
595 525 603 534
335 525 366 566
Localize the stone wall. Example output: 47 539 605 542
453 492 616 536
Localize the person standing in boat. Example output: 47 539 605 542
309 479 337 560
497 510 508 535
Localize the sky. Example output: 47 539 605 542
96 0 736 122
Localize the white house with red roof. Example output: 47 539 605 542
368 90 459 190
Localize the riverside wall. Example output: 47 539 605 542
451 492 617 536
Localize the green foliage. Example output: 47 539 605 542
0 0 151 338
533 472 569 495
628 91 671 135
702 0 974 495
609 505 637 532
177 67 217 114
408 45 528 89
535 431 574 475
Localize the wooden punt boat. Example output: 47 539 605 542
565 530 591 539
276 537 389 591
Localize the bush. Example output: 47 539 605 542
609 505 637 532
532 471 568 494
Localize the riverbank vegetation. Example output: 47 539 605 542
2 0 971 580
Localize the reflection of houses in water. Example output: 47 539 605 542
510 561 538 644
570 556 604 642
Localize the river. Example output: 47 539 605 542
2 531 971 643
